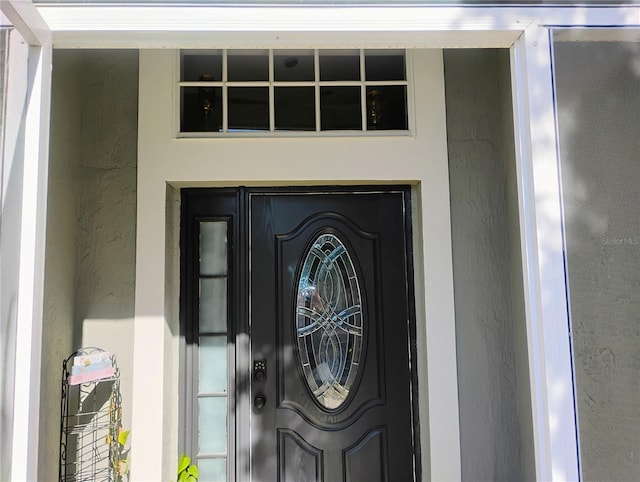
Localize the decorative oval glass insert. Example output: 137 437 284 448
296 233 363 410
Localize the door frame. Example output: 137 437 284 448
180 186 421 481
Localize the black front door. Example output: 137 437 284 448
181 187 419 482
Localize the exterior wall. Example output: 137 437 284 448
40 49 138 478
554 40 640 481
133 48 459 481
444 49 535 480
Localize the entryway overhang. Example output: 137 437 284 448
4 1 639 481
32 4 640 49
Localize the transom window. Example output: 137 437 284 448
179 49 409 136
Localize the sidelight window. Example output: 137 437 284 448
193 220 230 481
179 49 409 136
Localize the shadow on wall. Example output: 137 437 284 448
444 48 534 482
553 39 640 481
41 49 139 480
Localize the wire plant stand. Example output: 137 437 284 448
59 347 122 482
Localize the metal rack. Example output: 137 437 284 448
59 348 122 482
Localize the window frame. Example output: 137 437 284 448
176 48 412 137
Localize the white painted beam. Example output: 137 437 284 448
34 4 639 50
1 0 50 46
38 5 528 48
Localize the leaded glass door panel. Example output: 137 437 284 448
250 189 418 482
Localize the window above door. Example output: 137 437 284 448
178 49 410 137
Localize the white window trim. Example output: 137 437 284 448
0 1 51 480
11 2 640 481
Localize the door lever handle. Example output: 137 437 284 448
254 394 266 410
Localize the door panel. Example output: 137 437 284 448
279 429 323 482
250 190 416 482
344 427 387 482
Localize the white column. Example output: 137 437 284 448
1 1 52 478
511 24 580 482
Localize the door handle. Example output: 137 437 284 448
254 394 266 410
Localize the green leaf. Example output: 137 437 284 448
178 453 190 474
188 464 199 478
118 430 130 447
178 472 188 482
187 476 197 482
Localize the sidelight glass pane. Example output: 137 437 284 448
199 336 227 393
199 278 227 333
200 222 228 275
198 397 227 454
197 458 227 482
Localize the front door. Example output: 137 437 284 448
181 187 419 482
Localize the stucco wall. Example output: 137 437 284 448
444 48 535 481
554 40 640 481
40 49 138 477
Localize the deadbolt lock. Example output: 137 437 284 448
253 359 267 382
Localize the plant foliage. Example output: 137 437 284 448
177 453 199 482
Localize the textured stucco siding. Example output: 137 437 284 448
41 50 138 478
444 48 535 481
554 40 640 482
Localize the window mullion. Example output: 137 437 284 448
222 49 228 132
360 48 367 132
269 49 275 132
314 49 320 132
